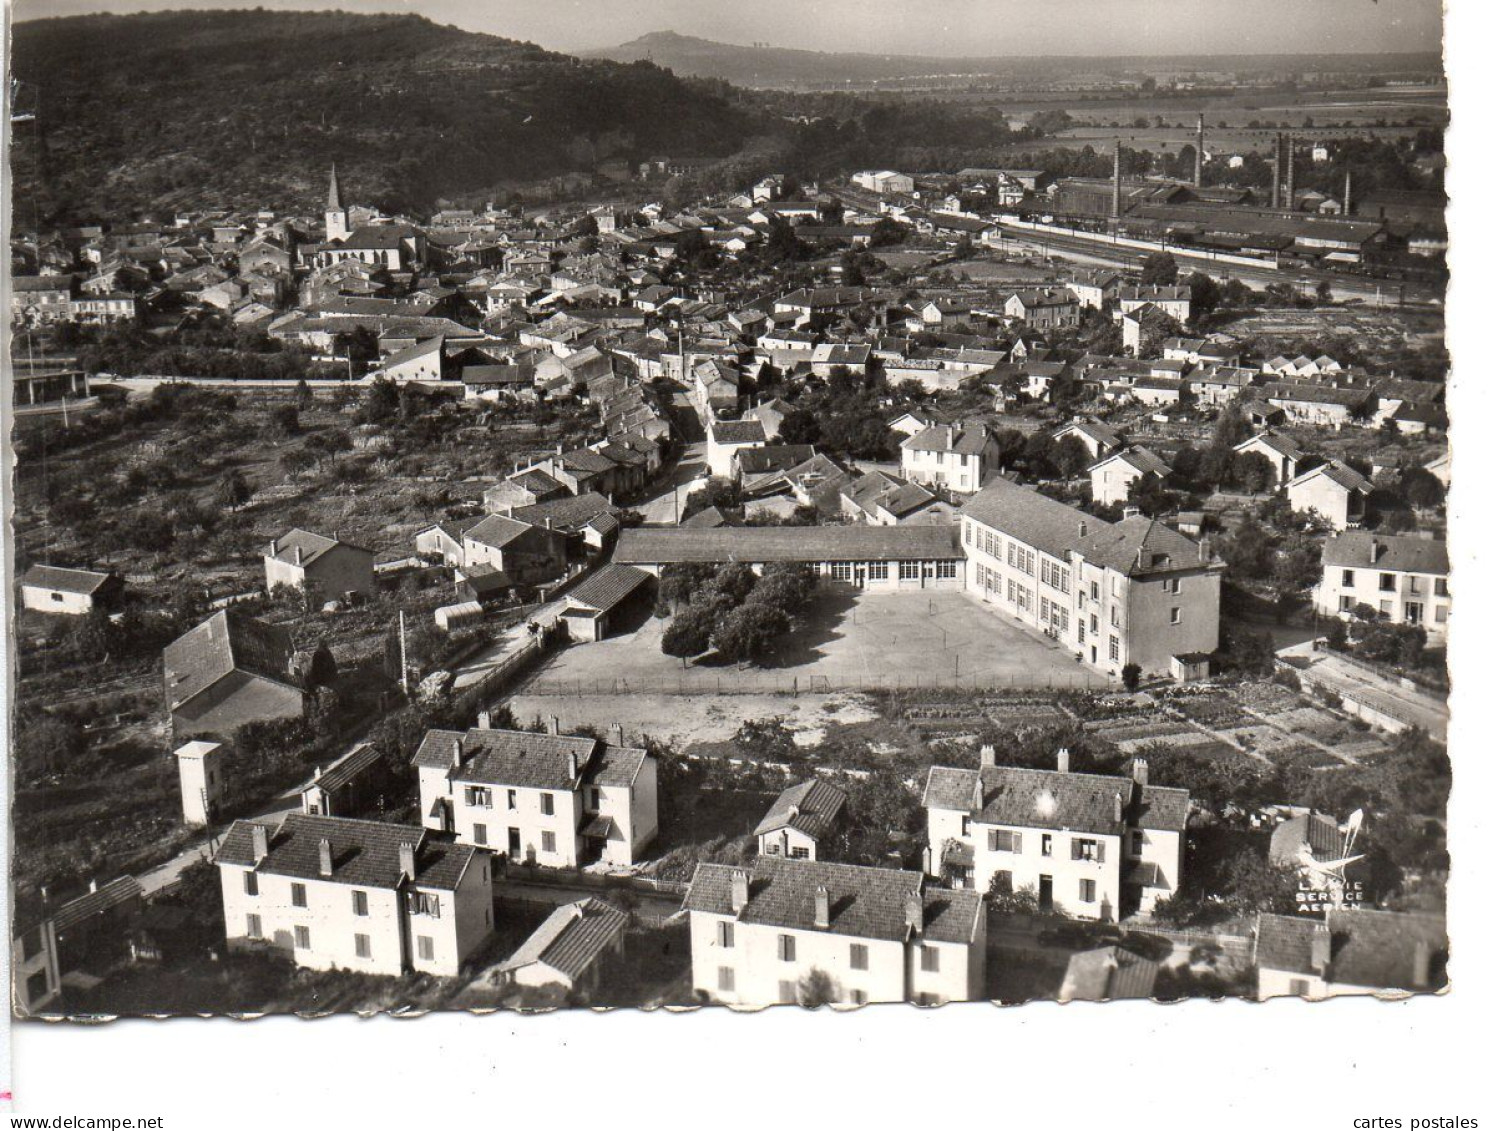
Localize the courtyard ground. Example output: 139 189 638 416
515 589 1107 697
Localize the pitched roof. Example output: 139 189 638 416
509 492 619 532
1058 946 1161 1001
1269 812 1345 866
925 764 1189 835
754 779 849 840
20 564 117 596
901 423 995 456
564 563 652 616
214 814 475 891
1326 909 1447 991
613 524 963 566
496 897 629 981
267 528 369 567
1235 429 1304 460
162 610 304 712
309 742 386 795
711 419 768 445
464 514 538 550
684 858 981 945
1320 532 1448 575
49 876 143 933
412 726 648 790
1288 460 1374 494
1092 445 1171 477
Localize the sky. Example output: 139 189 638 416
9 0 1445 57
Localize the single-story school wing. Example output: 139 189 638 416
612 526 965 590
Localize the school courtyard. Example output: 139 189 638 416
515 588 1107 696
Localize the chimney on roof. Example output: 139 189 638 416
1370 540 1382 564
1412 939 1434 988
454 737 465 766
293 546 303 567
608 723 625 748
1057 748 1071 774
547 714 561 736
1112 792 1124 823
905 889 925 936
477 710 491 730
269 537 278 556
1123 505 1141 521
399 841 417 881
1077 519 1088 538
979 744 998 770
567 751 579 782
89 878 99 894
318 837 334 877
814 886 831 929
1132 757 1149 787
730 868 750 913
251 824 269 863
1310 923 1332 977
314 765 322 781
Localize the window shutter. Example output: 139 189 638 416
1071 841 1081 861
1012 833 1023 853
1097 842 1106 863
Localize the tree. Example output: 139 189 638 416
711 603 790 664
267 404 299 437
797 968 837 1008
1140 252 1179 287
1127 471 1176 516
295 378 314 412
1400 466 1445 509
214 468 254 512
361 377 399 425
661 605 716 659
778 408 822 447
1121 663 1142 692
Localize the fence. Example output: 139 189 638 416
519 669 1111 697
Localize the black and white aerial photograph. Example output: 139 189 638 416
3 0 1465 1072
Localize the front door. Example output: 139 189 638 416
1039 875 1054 913
853 568 865 590
508 828 521 857
1405 601 1424 626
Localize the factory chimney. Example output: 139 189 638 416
1272 132 1284 209
1111 142 1123 221
1194 114 1205 189
1286 136 1296 212
1343 170 1353 217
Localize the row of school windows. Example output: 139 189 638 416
823 560 958 582
243 875 445 918
243 916 460 962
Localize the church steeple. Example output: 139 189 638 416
325 163 349 242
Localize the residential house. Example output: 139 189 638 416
1254 909 1447 1000
1315 532 1449 639
1066 270 1123 311
707 418 768 478
1116 286 1192 323
1285 461 1374 530
1090 446 1173 506
1233 431 1304 489
215 814 492 977
300 743 393 819
1057 946 1161 1002
462 515 568 586
1052 417 1122 463
495 897 629 997
414 721 659 868
19 565 124 616
12 877 144 1014
163 611 335 740
755 779 849 862
1005 289 1080 329
264 529 376 604
900 423 999 494
683 857 986 1007
924 747 1188 919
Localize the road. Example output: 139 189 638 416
450 598 567 692
1000 227 1439 306
1279 641 1449 741
634 388 709 524
494 875 683 925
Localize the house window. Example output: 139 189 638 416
412 892 441 919
1090 581 1100 601
354 933 371 959
507 789 518 810
1435 578 1449 598
1072 838 1104 862
778 935 797 962
1288 978 1311 997
1109 636 1120 662
1342 570 1355 588
867 561 889 582
473 824 488 846
294 925 311 950
920 946 940 973
1409 576 1423 596
850 944 869 971
830 561 853 582
465 786 492 808
718 966 735 992
352 890 368 917
990 829 1022 853
1380 599 1394 617
541 831 557 854
902 560 921 581
291 882 307 908
246 914 262 939
960 815 971 837
1079 879 1097 903
1170 607 1182 625
1435 606 1449 624
1379 574 1397 592
937 560 957 580
1042 834 1054 857
718 922 735 948
789 846 810 859
540 793 555 816
764 841 781 855
243 872 258 897
417 936 435 962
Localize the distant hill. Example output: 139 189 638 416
582 30 1444 89
8 11 764 222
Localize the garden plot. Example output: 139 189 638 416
1268 706 1361 747
1088 717 1214 753
1213 722 1299 760
1230 681 1306 714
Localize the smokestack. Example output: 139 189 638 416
1111 143 1123 220
251 824 269 863
399 841 417 880
1286 136 1296 212
1273 132 1284 209
1195 114 1205 189
730 868 750 913
814 886 831 929
1057 748 1071 774
1343 170 1353 217
318 837 334 877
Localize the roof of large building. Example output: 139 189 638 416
413 727 648 790
710 419 768 445
901 423 995 456
684 857 980 945
922 763 1189 834
162 610 305 712
215 814 475 891
754 778 849 841
20 564 118 596
613 524 963 566
509 492 618 531
496 897 629 982
1321 531 1448 575
564 563 652 616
